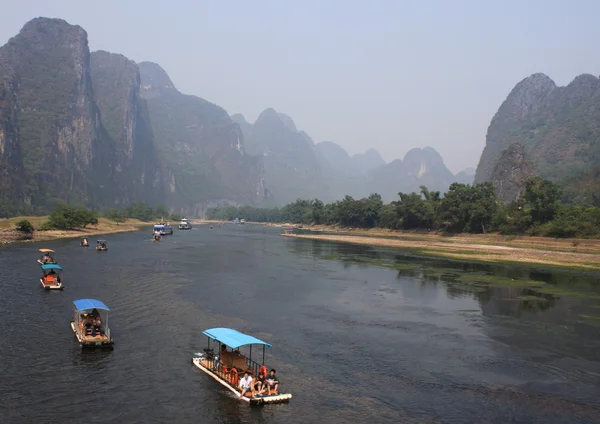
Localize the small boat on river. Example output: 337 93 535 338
37 248 57 265
192 327 292 405
96 240 108 251
70 299 114 349
40 264 63 290
81 238 89 247
154 220 173 235
178 218 192 230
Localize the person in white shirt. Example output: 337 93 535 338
238 371 253 398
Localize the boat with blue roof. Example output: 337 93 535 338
154 220 173 235
192 327 292 405
40 263 63 290
70 299 114 348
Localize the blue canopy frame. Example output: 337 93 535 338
41 264 63 271
73 298 110 311
202 327 271 349
154 225 165 229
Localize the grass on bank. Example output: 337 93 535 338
0 215 148 230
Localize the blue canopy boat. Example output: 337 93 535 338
154 221 173 236
192 327 292 405
70 299 114 348
40 263 63 290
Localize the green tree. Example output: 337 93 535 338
523 177 562 224
154 204 169 219
126 203 154 221
312 199 325 224
16 219 34 233
395 192 435 229
43 203 98 230
105 208 127 225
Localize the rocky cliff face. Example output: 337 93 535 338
0 69 25 214
139 62 265 214
0 18 116 211
90 51 164 206
0 17 265 215
234 109 331 204
489 143 537 202
475 72 600 192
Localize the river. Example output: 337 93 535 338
0 224 599 423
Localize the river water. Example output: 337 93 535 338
0 225 599 423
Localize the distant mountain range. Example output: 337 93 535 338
233 111 472 203
475 72 600 204
0 17 475 215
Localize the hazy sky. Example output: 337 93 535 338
1 0 599 173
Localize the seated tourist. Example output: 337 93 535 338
238 371 253 398
91 315 105 337
253 370 267 397
265 369 279 395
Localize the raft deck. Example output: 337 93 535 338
192 356 292 405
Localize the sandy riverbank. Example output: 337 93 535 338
279 226 600 270
0 216 149 244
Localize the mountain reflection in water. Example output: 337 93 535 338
0 225 599 423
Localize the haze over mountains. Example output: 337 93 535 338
0 17 474 216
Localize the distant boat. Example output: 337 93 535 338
37 248 57 265
155 219 173 235
178 218 192 230
40 263 63 290
232 218 240 224
96 240 108 251
240 219 246 224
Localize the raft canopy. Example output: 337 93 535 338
202 327 272 349
73 298 110 312
41 264 63 271
154 225 165 229
39 248 55 253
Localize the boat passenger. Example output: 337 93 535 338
91 316 104 337
47 269 59 283
253 370 267 397
239 371 253 398
266 369 279 395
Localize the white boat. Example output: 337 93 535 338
70 299 114 348
192 327 292 405
178 218 192 230
40 263 63 290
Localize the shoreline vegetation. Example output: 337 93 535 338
205 178 600 271
0 202 191 245
0 216 149 244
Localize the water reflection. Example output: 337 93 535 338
286 238 600 330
